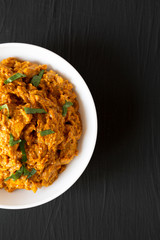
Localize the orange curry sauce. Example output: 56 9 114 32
0 58 82 192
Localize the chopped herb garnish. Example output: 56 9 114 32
40 129 55 136
62 101 73 116
26 168 37 179
4 165 36 181
9 134 21 146
0 104 9 117
23 165 36 179
4 166 24 181
31 70 44 87
20 139 27 162
4 73 26 84
24 107 47 114
23 165 29 176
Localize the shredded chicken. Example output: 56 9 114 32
0 58 82 192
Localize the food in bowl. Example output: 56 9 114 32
0 57 82 192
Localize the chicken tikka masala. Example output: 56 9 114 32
0 58 82 192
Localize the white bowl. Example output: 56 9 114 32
0 43 97 209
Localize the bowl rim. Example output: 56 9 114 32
0 42 98 209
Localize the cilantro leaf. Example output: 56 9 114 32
24 107 47 114
23 166 30 176
31 70 44 87
4 73 26 84
20 139 27 162
0 104 9 117
62 101 73 116
4 166 24 181
40 129 55 136
26 168 37 179
9 134 21 146
4 165 36 181
23 166 36 179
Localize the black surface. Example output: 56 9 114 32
1 0 160 239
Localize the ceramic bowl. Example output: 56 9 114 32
0 43 97 209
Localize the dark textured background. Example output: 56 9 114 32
0 0 160 239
